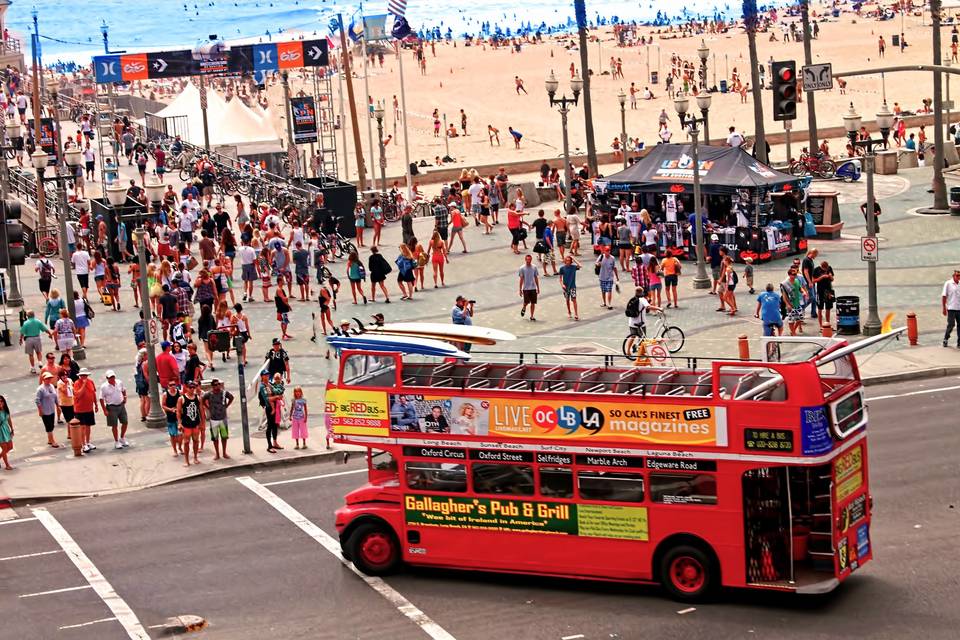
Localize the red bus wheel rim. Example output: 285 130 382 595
359 532 394 568
670 556 705 593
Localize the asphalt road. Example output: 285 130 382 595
1 377 957 640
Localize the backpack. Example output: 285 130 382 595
625 297 641 318
133 321 145 346
731 270 739 285
357 263 367 280
38 259 53 279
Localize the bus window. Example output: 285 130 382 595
539 467 574 498
577 471 645 503
649 473 718 505
370 449 397 472
472 464 535 496
342 354 397 387
405 462 467 493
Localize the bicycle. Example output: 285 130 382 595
35 227 59 258
412 201 433 218
621 310 685 359
789 150 836 179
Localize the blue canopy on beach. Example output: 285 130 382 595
599 144 800 195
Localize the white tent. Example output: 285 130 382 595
154 83 282 154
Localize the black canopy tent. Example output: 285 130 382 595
597 144 800 195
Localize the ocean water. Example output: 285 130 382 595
6 1 780 64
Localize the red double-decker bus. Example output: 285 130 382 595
328 335 881 601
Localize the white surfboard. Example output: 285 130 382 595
370 322 516 345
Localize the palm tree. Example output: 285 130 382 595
743 0 768 163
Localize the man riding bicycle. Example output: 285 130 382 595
624 286 662 356
195 154 217 207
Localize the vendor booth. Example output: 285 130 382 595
594 144 812 263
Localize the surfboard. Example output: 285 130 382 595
325 334 471 359
368 322 516 346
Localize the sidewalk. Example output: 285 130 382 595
856 343 960 386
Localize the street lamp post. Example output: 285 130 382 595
1 119 24 307
442 113 450 161
617 89 628 169
697 39 710 92
374 101 387 194
696 93 712 145
545 70 583 209
842 102 889 337
31 146 86 360
674 94 711 290
130 224 166 430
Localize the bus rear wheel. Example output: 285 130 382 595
660 545 716 602
347 523 400 576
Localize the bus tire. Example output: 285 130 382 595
347 522 401 576
659 544 717 602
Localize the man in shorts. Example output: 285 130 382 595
518 254 540 322
99 370 129 449
202 378 234 460
73 368 98 453
177 380 204 467
162 380 182 457
756 283 784 336
238 238 259 303
557 255 581 320
19 310 52 374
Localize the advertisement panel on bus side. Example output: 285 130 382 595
404 494 649 541
375 393 728 447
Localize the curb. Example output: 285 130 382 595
8 448 352 506
861 366 960 387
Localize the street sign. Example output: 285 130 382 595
147 318 160 345
93 38 329 84
802 63 833 91
861 236 878 262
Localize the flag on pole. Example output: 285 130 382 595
328 16 342 36
387 0 407 18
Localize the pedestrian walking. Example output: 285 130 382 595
428 231 448 288
36 373 61 448
595 246 619 309
177 380 204 467
813 260 836 327
202 378 234 460
36 255 55 301
290 387 309 449
19 310 53 374
518 254 540 321
73 368 97 453
558 255 581 320
346 250 368 305
780 268 807 336
368 246 392 303
99 370 129 449
942 269 960 348
0 395 14 470
395 244 417 301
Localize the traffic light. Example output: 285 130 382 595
0 199 25 267
771 60 797 121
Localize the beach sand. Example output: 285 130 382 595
266 3 949 183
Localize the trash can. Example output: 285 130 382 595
836 296 861 335
720 79 728 94
650 70 659 85
951 186 960 215
892 34 900 48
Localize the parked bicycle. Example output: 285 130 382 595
789 149 836 179
621 310 685 359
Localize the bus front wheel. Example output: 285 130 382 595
347 523 400 576
660 545 716 602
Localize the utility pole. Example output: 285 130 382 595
932 0 948 210
281 71 298 177
744 0 768 163
801 0 818 154
338 15 368 190
135 227 165 428
574 0 598 176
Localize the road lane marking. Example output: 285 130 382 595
32 508 150 640
867 384 960 402
0 516 38 526
561 635 586 640
1 549 63 562
59 617 118 630
20 585 92 598
261 467 367 487
237 476 456 640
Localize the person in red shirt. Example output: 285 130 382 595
155 341 181 390
73 368 98 452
